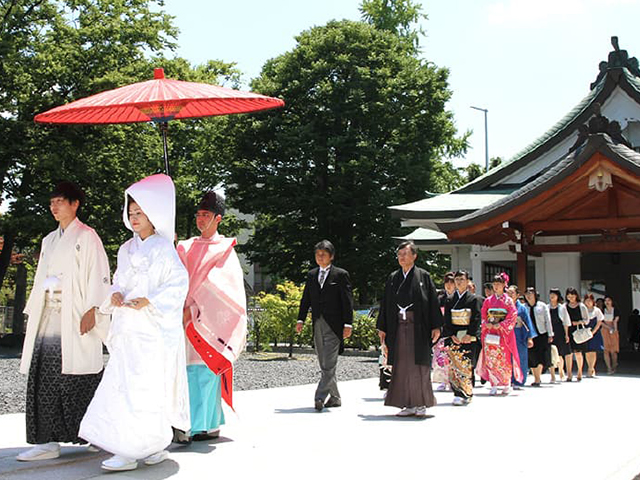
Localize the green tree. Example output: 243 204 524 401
360 0 426 52
490 156 503 169
221 17 466 303
429 160 467 193
0 1 245 297
0 0 179 287
465 162 484 182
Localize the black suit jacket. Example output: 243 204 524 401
297 265 354 341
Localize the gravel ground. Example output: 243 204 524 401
234 350 379 391
0 348 379 415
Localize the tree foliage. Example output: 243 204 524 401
465 163 484 182
0 0 178 281
360 0 426 52
221 15 467 303
0 1 243 293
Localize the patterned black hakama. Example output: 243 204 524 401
25 295 102 445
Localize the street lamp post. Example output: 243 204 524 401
471 106 489 172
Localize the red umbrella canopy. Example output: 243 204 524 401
34 68 284 124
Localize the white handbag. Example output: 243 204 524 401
572 324 593 344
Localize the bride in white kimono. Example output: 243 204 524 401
79 174 190 471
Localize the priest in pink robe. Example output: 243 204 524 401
176 191 247 442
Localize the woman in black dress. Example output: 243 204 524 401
524 288 553 386
548 288 571 383
565 287 589 382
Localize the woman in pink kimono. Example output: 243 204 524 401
477 273 522 396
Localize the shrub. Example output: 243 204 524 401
344 311 379 350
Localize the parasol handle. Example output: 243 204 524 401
159 121 170 176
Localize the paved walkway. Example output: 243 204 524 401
0 373 638 480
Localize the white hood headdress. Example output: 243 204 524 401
123 174 176 243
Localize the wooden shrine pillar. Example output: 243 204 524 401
516 251 528 290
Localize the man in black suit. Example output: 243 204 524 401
297 240 353 411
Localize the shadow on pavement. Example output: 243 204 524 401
101 459 180 479
0 445 107 475
357 414 434 422
0 446 183 479
274 407 325 414
360 397 384 402
169 436 233 455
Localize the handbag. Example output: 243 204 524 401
572 323 593 344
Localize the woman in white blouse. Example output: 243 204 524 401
583 294 604 377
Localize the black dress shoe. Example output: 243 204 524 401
192 430 220 442
324 397 342 408
314 399 324 411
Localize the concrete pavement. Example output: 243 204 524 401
0 373 638 480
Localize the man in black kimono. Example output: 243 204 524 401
377 241 442 417
297 240 353 411
443 270 482 406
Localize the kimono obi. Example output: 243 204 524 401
487 308 507 324
451 308 471 326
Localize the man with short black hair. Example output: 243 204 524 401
297 240 353 411
18 182 110 461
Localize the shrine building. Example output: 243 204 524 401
390 37 640 341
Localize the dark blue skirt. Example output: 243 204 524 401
586 319 604 352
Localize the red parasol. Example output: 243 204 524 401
35 68 284 174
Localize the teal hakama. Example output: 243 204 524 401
177 194 249 439
187 365 225 433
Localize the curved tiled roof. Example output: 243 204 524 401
456 66 640 193
437 133 640 232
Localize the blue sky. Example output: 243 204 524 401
163 0 640 169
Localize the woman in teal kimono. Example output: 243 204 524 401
507 286 537 388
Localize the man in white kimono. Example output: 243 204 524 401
176 192 247 443
18 181 111 461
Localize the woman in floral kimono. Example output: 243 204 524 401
79 174 190 471
477 273 522 396
432 273 455 390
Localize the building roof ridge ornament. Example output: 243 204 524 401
590 36 640 90
568 103 632 153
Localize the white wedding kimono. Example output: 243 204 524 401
79 174 190 460
20 218 111 375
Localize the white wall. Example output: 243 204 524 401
542 253 581 296
457 238 582 298
450 246 472 273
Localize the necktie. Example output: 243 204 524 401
319 269 327 288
